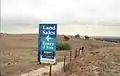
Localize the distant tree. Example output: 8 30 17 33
85 35 90 40
75 34 80 38
64 35 70 41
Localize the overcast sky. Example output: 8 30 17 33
1 0 120 36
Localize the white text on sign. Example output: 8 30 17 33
43 25 56 30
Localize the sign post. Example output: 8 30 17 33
38 24 57 64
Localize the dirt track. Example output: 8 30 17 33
21 62 64 76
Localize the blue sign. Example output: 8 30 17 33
38 24 57 64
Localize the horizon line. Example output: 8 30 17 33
1 32 120 37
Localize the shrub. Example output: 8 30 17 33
56 42 72 50
64 35 70 41
75 34 80 38
85 35 90 40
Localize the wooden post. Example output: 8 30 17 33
82 47 84 56
49 64 52 76
76 50 77 57
64 56 66 72
74 48 77 58
74 50 76 58
78 48 81 55
70 51 72 61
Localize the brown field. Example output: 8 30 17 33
53 47 120 76
0 34 120 76
0 34 71 76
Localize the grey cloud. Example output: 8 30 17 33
1 0 120 26
1 16 120 27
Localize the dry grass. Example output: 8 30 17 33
53 47 120 76
0 34 120 76
0 34 70 76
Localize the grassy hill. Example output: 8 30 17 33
53 47 120 76
0 34 120 76
53 36 120 76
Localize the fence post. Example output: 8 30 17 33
63 56 66 72
70 51 72 61
78 48 80 55
74 48 77 58
49 64 52 76
76 49 78 57
82 46 84 56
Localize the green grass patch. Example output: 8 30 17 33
56 42 72 50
